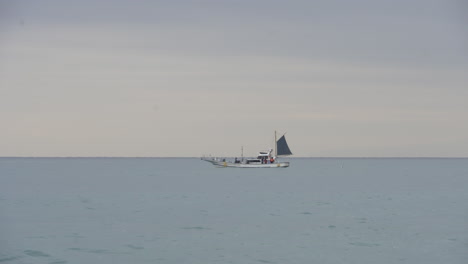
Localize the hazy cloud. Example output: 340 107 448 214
1 0 467 156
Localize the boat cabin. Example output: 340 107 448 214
245 149 274 164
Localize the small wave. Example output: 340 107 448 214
126 244 144 250
349 242 380 247
23 250 50 257
181 226 211 230
0 255 22 262
256 259 275 263
49 260 67 264
68 248 107 254
67 248 129 255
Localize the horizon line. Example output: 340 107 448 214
1 156 467 159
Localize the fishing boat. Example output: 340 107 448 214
202 131 292 168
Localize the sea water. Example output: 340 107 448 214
0 158 467 264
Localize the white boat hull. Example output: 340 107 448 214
202 131 292 168
202 158 289 168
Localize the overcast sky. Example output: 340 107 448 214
1 0 467 157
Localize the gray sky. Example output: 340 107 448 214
1 0 467 157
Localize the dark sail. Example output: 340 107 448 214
276 135 292 156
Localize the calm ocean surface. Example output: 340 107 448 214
0 158 467 264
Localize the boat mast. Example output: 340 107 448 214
274 130 277 157
241 146 244 161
